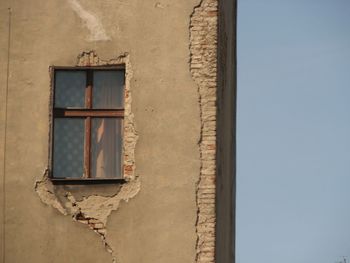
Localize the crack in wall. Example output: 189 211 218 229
190 0 218 262
35 51 139 263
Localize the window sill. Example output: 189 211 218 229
50 178 126 185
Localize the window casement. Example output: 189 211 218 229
49 66 125 182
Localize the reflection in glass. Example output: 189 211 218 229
91 118 123 178
93 71 124 109
54 71 86 108
53 118 85 178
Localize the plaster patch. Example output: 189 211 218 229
34 169 67 215
73 179 140 225
68 0 111 41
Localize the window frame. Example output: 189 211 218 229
48 65 126 184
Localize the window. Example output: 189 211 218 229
50 66 125 181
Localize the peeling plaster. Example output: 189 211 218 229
68 0 111 41
73 179 140 226
35 51 139 263
35 169 67 215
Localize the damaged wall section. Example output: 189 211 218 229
35 51 139 263
190 0 218 262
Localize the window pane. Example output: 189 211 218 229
53 118 85 178
91 118 123 178
92 71 124 109
55 71 86 108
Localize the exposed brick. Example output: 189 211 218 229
97 229 107 235
88 219 100 224
94 223 104 229
190 1 218 262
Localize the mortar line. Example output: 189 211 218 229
2 6 12 263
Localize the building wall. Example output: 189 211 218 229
216 0 237 262
0 0 235 262
0 0 199 262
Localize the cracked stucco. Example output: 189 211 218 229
35 51 139 263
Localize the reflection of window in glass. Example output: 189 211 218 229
51 67 125 181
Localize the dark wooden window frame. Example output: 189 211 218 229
49 65 126 184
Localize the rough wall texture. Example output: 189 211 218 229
0 0 204 262
190 0 218 262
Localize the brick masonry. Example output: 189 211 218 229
190 0 218 262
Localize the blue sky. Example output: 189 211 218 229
236 1 350 262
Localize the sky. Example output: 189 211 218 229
236 1 350 263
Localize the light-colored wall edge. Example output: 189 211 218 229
0 4 11 263
216 0 237 262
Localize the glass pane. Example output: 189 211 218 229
91 118 123 178
92 70 124 109
55 71 86 108
53 118 85 178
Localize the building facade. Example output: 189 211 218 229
0 0 236 262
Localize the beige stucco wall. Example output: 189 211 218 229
0 3 10 260
0 0 206 262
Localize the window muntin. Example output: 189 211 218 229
51 67 125 180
